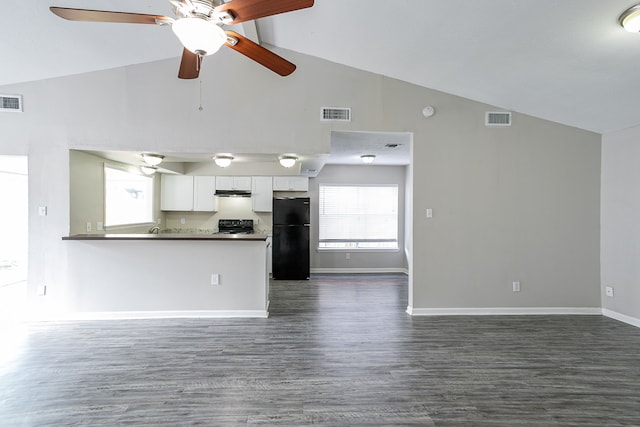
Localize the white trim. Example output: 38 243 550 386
311 268 408 275
28 310 269 321
602 308 640 329
406 306 602 316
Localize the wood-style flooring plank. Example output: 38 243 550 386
1 274 639 425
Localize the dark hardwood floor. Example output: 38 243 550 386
1 274 640 426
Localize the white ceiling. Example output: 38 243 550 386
3 1 640 135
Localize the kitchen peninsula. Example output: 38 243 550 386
62 233 270 319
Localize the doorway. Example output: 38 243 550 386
0 156 28 321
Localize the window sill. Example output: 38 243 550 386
316 248 400 253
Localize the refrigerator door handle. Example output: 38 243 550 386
303 224 311 227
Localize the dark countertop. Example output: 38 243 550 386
63 233 268 241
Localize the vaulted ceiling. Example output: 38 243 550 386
3 1 640 134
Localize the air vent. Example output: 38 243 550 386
321 107 351 122
0 94 22 112
485 111 511 126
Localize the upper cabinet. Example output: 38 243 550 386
161 175 218 212
252 176 273 212
193 176 217 212
215 176 251 191
161 175 194 211
273 176 309 192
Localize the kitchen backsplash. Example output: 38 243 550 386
162 197 273 234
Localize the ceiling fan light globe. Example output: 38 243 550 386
172 18 226 56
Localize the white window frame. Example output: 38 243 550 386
104 164 154 228
318 183 399 252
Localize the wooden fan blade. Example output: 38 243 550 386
178 48 201 79
225 31 295 76
215 0 313 24
50 7 172 25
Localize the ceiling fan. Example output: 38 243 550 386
49 0 314 79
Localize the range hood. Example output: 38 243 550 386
215 190 252 197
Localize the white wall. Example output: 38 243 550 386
378 78 601 312
0 47 602 316
601 125 640 324
63 239 268 317
69 150 163 235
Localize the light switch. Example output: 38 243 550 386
38 206 47 216
426 208 433 218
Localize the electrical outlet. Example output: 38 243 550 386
211 274 220 285
426 208 433 218
181 217 186 225
96 221 103 231
38 206 47 216
86 222 92 232
606 286 614 297
512 281 521 292
346 252 351 260
37 285 46 296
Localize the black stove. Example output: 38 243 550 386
217 219 254 234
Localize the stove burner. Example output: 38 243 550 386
216 219 254 234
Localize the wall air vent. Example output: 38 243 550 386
0 94 23 112
485 111 511 126
321 107 351 122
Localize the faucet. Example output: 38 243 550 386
148 225 160 234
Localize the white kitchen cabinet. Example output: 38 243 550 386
251 176 273 212
193 176 218 212
266 236 272 277
161 175 194 211
161 175 218 212
272 176 309 192
215 176 252 191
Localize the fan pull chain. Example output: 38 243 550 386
198 80 203 111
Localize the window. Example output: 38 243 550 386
104 165 154 227
318 184 398 250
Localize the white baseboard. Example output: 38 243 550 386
602 308 640 328
28 310 269 321
310 268 408 274
406 306 603 316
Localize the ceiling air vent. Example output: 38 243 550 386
0 94 23 112
321 107 351 122
485 111 511 126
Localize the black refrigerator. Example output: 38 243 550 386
272 197 310 280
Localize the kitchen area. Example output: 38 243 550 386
63 147 407 320
64 149 312 319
